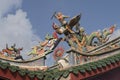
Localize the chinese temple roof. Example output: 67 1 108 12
0 51 120 80
0 12 120 80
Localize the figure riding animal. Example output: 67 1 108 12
53 12 83 51
2 44 24 60
2 44 15 56
52 12 116 52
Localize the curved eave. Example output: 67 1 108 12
70 60 120 80
0 50 53 63
0 51 120 80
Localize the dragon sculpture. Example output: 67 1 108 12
86 25 116 46
52 12 116 52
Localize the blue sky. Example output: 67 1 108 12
22 0 120 39
0 0 120 66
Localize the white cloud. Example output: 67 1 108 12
0 0 41 59
0 0 22 17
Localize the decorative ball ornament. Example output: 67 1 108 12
53 47 64 60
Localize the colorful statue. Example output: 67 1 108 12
86 25 116 46
28 34 53 57
2 44 15 56
52 12 83 51
54 12 69 26
28 32 62 57
99 25 116 43
52 12 81 35
10 44 24 60
52 12 116 52
75 27 87 47
40 33 60 50
1 44 24 60
28 46 44 57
